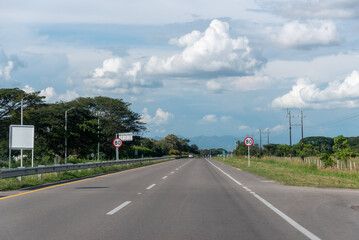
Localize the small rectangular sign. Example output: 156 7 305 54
9 125 35 150
117 132 133 141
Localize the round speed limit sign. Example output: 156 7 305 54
113 138 123 148
244 137 254 147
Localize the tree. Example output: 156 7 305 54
0 88 44 160
233 140 246 156
0 88 44 120
294 142 317 162
302 136 334 154
332 135 356 169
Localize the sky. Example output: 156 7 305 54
1 0 359 145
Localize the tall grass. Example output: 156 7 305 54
0 160 165 191
217 156 359 189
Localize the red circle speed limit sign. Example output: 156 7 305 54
113 138 123 148
244 137 254 147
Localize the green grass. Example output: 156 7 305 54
216 156 359 189
0 160 167 191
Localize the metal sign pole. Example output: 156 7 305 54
248 146 250 167
32 149 34 167
8 148 11 169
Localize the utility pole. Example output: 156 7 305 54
65 107 75 164
259 129 262 153
20 98 23 168
97 117 100 161
266 129 270 145
287 109 292 146
301 110 304 142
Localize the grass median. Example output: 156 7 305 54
215 156 359 189
0 160 167 191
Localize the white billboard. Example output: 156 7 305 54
117 132 133 141
9 125 35 150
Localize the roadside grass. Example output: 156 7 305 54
215 156 359 189
0 160 166 191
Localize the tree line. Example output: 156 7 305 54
234 135 357 168
0 88 199 167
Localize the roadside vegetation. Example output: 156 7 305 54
216 156 359 189
0 88 199 168
0 159 170 191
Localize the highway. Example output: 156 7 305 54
1 158 359 239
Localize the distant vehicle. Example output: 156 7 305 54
188 154 194 158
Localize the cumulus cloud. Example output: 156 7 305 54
83 57 162 94
206 80 223 93
199 114 218 124
0 48 24 82
276 0 359 19
272 71 359 109
23 85 35 93
145 19 263 78
23 84 80 103
271 21 341 49
140 108 173 125
23 85 56 102
40 87 57 101
82 19 264 95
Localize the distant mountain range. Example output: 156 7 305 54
154 135 237 151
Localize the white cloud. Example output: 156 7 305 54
58 90 79 102
220 116 232 122
22 85 57 102
239 125 250 130
0 60 14 81
264 53 359 84
206 80 223 93
199 114 218 124
271 20 341 49
83 58 162 95
23 85 35 93
0 1 260 25
93 57 124 78
0 48 23 82
140 108 173 126
40 87 57 101
145 19 263 78
272 71 359 109
265 125 285 133
275 0 359 19
81 20 265 95
230 75 271 91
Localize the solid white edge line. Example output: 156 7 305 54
146 184 156 190
205 158 321 240
106 201 131 215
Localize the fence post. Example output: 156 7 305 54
38 165 44 180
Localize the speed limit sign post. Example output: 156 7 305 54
113 138 123 160
244 137 254 167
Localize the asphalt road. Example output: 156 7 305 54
1 158 359 239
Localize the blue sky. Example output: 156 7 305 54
1 0 359 145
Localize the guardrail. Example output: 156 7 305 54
0 156 183 179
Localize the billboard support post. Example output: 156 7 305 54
9 125 35 169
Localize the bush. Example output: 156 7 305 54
169 149 181 155
320 153 335 168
